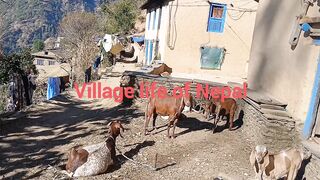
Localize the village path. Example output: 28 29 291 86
0 63 258 180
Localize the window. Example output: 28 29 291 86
207 3 227 33
48 61 55 65
37 59 44 65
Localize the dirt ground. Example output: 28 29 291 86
0 65 259 180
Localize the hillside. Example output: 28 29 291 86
0 0 108 54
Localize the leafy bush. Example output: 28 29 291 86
32 39 45 52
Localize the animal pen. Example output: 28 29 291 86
120 69 298 151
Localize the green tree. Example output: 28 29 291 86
102 0 138 34
32 39 45 52
0 48 37 84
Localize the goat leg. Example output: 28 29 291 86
167 117 174 138
213 104 221 133
287 164 298 180
171 117 179 139
152 113 158 130
229 105 236 131
229 113 234 131
144 112 152 135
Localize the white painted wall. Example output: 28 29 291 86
248 0 320 122
159 0 258 80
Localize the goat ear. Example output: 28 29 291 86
120 123 125 132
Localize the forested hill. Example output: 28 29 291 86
0 0 108 54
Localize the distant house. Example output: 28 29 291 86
141 0 258 83
32 51 61 68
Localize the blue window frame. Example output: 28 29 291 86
207 3 227 33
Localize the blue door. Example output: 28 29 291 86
148 41 153 65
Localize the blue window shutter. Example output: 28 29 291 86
208 18 223 32
207 4 227 33
149 41 154 64
220 5 227 32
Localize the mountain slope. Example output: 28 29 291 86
0 0 107 54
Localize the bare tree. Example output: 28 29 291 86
60 12 100 85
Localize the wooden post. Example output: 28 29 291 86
303 54 320 139
288 1 311 46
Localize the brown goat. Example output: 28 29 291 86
65 120 124 176
200 96 237 132
144 93 193 138
213 97 237 132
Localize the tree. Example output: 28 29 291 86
59 12 99 85
102 0 139 34
32 39 45 52
0 48 37 84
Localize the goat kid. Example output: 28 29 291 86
144 93 193 138
212 97 237 132
65 120 124 177
200 96 237 132
249 145 309 180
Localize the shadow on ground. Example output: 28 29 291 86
0 94 143 179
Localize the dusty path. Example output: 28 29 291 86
1 65 257 179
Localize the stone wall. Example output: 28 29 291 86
303 155 320 179
237 99 297 151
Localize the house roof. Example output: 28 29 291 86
140 0 173 10
49 49 72 60
37 63 71 78
32 49 72 62
32 51 59 59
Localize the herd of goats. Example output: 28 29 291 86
62 91 310 179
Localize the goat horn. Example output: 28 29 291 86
107 121 113 127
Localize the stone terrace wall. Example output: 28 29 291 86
237 99 297 151
303 155 320 179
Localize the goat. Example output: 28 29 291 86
144 93 193 138
211 97 237 132
65 120 124 177
200 96 237 132
249 145 308 180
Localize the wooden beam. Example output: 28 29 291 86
289 1 311 46
300 17 320 24
310 32 320 37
